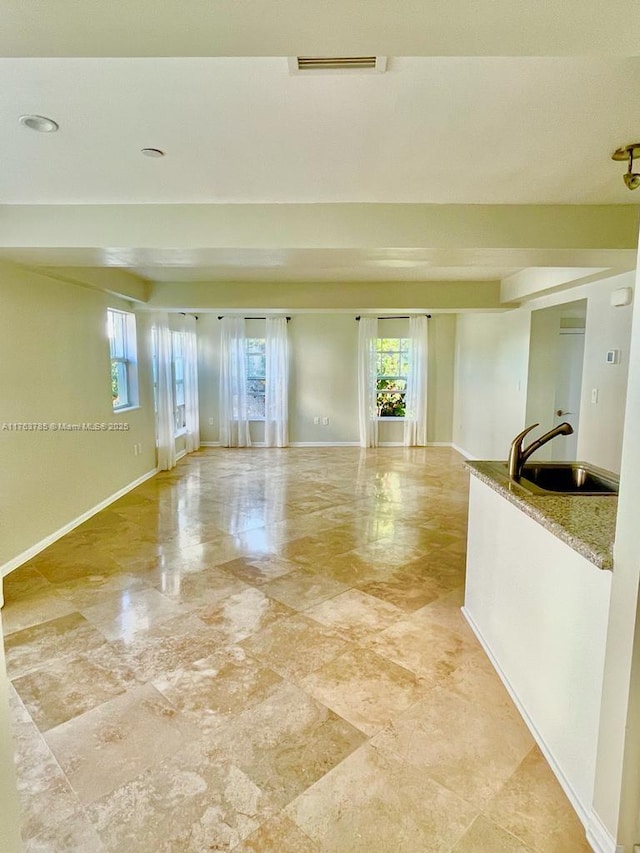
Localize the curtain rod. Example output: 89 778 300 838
355 314 431 321
218 316 291 322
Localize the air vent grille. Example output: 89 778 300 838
291 56 387 73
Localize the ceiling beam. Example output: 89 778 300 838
0 204 637 254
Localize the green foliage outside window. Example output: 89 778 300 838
376 338 409 417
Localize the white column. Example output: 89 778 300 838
591 246 640 851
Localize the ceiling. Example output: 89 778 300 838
2 57 640 206
0 2 638 299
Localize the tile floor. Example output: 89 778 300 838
2 447 591 852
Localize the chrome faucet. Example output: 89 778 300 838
508 422 574 479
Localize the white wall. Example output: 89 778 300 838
576 274 634 473
198 313 456 445
453 271 634 469
452 310 531 459
0 262 157 572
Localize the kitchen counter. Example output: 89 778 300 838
466 460 617 570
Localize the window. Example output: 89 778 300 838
108 308 138 411
246 338 266 419
171 331 186 433
376 337 409 417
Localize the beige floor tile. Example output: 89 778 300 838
9 687 82 843
261 567 351 611
51 572 151 610
232 813 319 852
450 814 534 852
222 555 299 585
369 613 479 683
483 747 592 853
13 651 139 732
3 566 52 602
372 685 534 808
207 681 366 807
153 646 283 729
86 740 277 852
150 564 249 609
2 590 78 636
44 683 200 805
300 646 424 736
197 586 294 642
4 612 107 679
79 587 185 642
23 810 105 853
285 743 477 853
304 588 403 642
106 613 231 681
357 566 448 612
240 614 351 681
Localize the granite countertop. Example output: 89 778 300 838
466 461 617 570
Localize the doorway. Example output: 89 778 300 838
526 299 587 462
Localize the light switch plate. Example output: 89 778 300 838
606 349 620 364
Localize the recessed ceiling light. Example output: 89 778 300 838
141 148 165 158
19 114 59 133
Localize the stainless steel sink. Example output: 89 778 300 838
507 462 619 495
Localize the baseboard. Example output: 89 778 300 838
586 811 619 853
200 441 453 449
175 449 187 461
461 606 592 834
451 443 478 460
1 467 159 582
289 441 360 447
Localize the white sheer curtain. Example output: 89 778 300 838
404 315 429 446
183 315 200 454
152 312 177 471
219 316 251 447
357 316 379 448
265 316 289 447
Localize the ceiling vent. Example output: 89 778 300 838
289 56 387 74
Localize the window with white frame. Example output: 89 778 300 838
171 331 186 433
108 308 138 411
376 337 409 417
246 338 266 419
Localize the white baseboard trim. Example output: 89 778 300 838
461 606 592 834
289 441 360 447
175 449 187 462
1 467 159 581
200 442 221 447
451 443 478 460
585 811 618 853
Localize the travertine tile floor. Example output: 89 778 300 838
3 447 591 852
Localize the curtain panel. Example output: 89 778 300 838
357 316 379 448
404 315 429 446
219 316 251 447
265 317 289 447
183 314 200 454
152 312 177 471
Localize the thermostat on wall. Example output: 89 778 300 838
606 349 620 364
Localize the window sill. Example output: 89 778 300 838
113 405 140 414
174 428 188 438
377 416 405 421
249 418 266 422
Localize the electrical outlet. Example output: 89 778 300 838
133 443 138 456
322 417 329 425
591 388 599 404
313 417 320 425
208 417 214 425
